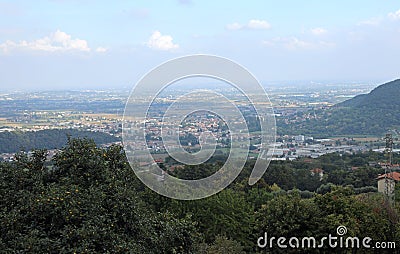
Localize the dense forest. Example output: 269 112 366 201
1 138 399 253
0 129 119 154
278 79 400 137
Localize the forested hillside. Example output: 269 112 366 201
278 79 400 136
0 138 399 253
338 79 400 109
0 129 119 153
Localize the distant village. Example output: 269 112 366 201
0 87 398 197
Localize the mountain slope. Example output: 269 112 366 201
277 79 400 137
337 79 400 110
0 129 120 154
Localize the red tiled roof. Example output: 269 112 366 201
310 168 324 174
377 172 400 181
379 162 400 167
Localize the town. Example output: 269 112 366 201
0 82 393 163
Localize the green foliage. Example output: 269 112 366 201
255 187 399 253
167 189 255 251
196 235 246 254
167 163 220 180
278 79 400 136
256 191 323 239
15 149 47 171
316 183 334 194
1 138 399 253
0 138 198 253
338 79 400 109
262 163 296 190
315 188 398 245
0 129 119 154
354 186 377 194
396 183 400 203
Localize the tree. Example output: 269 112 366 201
0 138 199 253
196 235 245 254
168 189 255 251
263 163 295 190
256 190 322 238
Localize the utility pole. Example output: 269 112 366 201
384 133 394 202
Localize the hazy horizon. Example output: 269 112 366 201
1 0 400 90
0 78 391 94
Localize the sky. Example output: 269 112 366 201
1 0 400 91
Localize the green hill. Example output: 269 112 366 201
0 129 120 154
277 79 400 137
338 79 400 110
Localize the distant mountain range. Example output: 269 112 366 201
278 79 400 137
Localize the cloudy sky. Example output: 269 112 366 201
1 0 400 90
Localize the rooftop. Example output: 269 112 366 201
377 172 400 181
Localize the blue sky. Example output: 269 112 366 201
1 0 400 90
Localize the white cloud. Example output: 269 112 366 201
226 22 243 31
263 37 335 50
0 30 102 53
318 41 336 48
95 47 107 53
388 9 400 20
358 17 382 26
247 19 271 30
261 40 275 47
357 10 400 26
146 31 179 51
226 19 271 30
283 37 314 50
310 27 327 35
